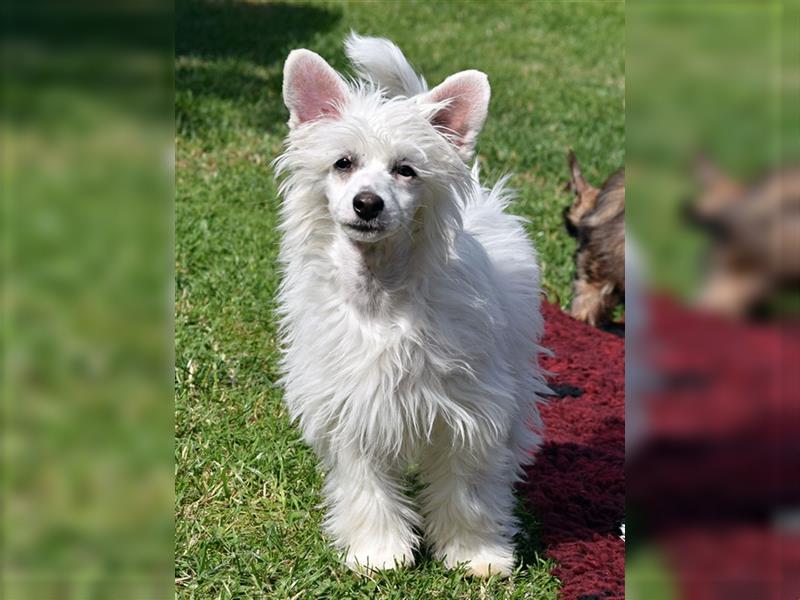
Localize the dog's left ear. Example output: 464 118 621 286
419 70 490 162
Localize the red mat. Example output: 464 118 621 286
628 297 800 599
522 299 799 597
521 302 625 599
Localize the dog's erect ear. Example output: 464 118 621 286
419 70 490 162
567 149 590 195
283 49 349 129
693 153 738 191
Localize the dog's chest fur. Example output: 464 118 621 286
279 232 505 461
331 231 413 316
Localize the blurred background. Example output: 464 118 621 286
2 1 174 598
4 0 799 597
626 0 800 597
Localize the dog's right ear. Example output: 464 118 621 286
567 149 590 195
283 49 349 129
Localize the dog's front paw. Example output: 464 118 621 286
440 543 515 578
345 546 415 574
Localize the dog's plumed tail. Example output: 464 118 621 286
345 32 428 97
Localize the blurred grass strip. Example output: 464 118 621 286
627 0 794 297
2 2 174 598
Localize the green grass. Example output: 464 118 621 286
175 1 624 597
627 1 798 298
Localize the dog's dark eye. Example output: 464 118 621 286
334 157 352 171
396 165 417 178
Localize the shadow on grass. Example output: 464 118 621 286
176 0 340 65
176 0 342 136
514 493 552 572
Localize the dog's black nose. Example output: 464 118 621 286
353 192 384 221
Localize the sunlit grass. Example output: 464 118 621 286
175 1 624 597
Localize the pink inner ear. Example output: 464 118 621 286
285 52 347 125
430 81 480 138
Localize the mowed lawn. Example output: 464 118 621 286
175 1 624 598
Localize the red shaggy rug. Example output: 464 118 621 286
523 299 799 598
627 297 800 599
521 302 625 600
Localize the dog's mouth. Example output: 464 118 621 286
344 222 385 234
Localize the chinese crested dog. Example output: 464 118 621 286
274 34 547 577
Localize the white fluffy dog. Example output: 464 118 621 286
274 34 547 577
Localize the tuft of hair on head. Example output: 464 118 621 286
282 49 349 129
418 70 491 163
344 32 428 98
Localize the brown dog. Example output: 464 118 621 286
685 156 800 318
564 150 625 327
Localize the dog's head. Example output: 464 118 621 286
563 150 600 236
683 154 744 236
277 48 490 244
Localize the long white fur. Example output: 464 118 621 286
274 35 547 577
345 32 428 97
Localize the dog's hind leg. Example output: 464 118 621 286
321 450 420 573
419 436 518 578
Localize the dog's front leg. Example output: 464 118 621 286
321 450 419 573
571 277 614 326
420 441 518 577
